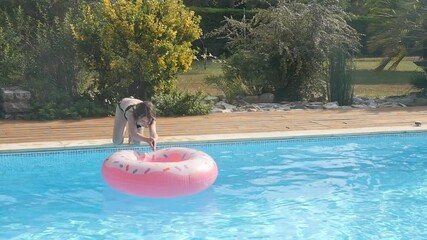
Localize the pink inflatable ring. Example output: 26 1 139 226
102 147 218 198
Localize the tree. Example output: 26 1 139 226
0 0 85 22
71 0 202 102
0 0 112 120
0 8 27 86
210 0 360 101
366 0 427 71
0 1 81 100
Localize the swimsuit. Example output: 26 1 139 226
118 101 142 128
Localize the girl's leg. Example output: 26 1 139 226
112 105 127 144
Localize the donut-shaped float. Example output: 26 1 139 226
102 147 218 198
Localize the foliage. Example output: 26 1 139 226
340 0 367 15
348 16 370 56
192 7 257 57
0 0 212 120
366 0 427 70
205 74 247 101
0 0 111 120
0 0 86 20
0 8 27 86
25 9 81 103
0 88 4 118
208 0 360 101
205 51 269 101
152 90 213 116
31 96 109 120
409 72 427 93
184 0 277 9
328 46 354 106
179 58 420 99
71 0 202 103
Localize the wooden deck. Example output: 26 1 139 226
1 106 427 145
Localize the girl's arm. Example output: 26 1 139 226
127 115 151 143
128 114 157 150
148 120 158 140
148 120 158 150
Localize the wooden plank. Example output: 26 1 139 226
1 107 427 144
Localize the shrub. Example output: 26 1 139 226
209 1 360 101
152 91 214 116
0 7 27 87
410 72 427 93
191 7 258 57
205 74 246 102
31 97 110 120
71 0 202 102
205 50 279 102
0 1 108 120
328 46 354 106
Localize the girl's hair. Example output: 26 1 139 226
133 101 156 125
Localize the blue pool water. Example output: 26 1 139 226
1 133 427 239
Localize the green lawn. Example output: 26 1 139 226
177 61 223 96
353 57 423 97
177 57 425 98
353 57 421 72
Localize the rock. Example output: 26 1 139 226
3 102 32 113
209 107 225 113
258 93 274 103
205 96 220 103
323 102 339 109
241 95 259 103
306 102 323 109
239 93 275 104
1 87 32 119
215 101 237 111
233 98 250 106
408 97 427 106
367 99 378 108
208 94 427 114
351 104 368 108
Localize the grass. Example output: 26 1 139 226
353 56 422 71
177 61 223 96
353 57 423 97
352 70 420 97
177 57 425 98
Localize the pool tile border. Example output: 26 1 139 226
1 125 426 153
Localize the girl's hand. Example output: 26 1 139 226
146 137 156 151
151 139 157 151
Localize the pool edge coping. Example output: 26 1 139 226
1 125 426 153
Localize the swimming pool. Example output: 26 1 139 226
1 132 427 239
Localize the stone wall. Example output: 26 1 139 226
0 87 31 119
